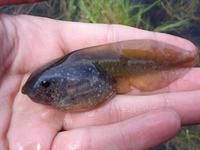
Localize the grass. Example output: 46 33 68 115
0 0 200 149
62 0 160 28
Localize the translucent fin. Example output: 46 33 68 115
115 68 189 93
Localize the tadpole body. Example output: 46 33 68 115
22 39 199 112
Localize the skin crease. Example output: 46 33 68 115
0 0 200 150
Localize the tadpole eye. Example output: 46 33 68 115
40 80 51 88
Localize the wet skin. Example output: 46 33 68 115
22 39 199 112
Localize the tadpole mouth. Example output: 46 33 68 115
21 82 36 98
21 84 29 95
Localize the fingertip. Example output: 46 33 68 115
152 109 181 132
52 130 87 150
154 32 198 53
125 109 181 149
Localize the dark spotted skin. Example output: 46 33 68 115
22 59 116 112
22 39 198 112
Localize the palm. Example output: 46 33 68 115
0 15 68 149
1 15 200 150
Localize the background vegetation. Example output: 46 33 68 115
0 0 200 149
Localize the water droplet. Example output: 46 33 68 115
68 143 80 150
36 143 41 150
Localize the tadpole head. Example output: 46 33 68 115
22 61 115 112
22 66 65 105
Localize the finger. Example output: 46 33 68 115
53 110 180 150
7 76 64 150
0 11 197 54
7 15 197 57
0 0 45 6
4 15 197 74
0 99 12 150
63 89 200 129
57 22 197 53
0 69 23 150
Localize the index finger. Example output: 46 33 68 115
57 22 198 54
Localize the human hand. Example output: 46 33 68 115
1 1 200 150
